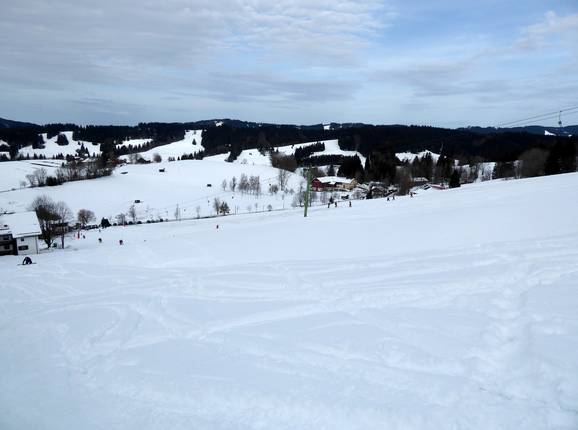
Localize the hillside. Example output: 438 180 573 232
0 117 38 129
2 119 577 169
0 159 304 221
1 173 577 429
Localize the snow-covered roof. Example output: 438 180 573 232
0 211 42 238
315 176 353 184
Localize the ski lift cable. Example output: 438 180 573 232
500 109 578 129
496 105 578 128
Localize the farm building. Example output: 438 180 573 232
311 176 357 191
0 211 42 256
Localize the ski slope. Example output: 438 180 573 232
1 173 578 429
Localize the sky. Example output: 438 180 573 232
1 0 577 128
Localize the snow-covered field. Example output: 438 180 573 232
1 173 578 429
276 139 366 166
395 149 440 163
18 131 101 159
0 159 304 221
121 130 204 162
0 159 62 191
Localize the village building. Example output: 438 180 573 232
0 211 42 256
311 176 357 192
411 177 429 186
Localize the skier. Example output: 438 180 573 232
22 256 33 265
349 201 352 207
119 239 124 245
98 238 102 244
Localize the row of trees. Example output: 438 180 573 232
219 174 263 195
23 159 114 188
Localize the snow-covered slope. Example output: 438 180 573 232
205 149 272 166
395 149 440 163
116 138 152 149
1 173 578 429
0 159 303 220
120 130 204 162
0 160 62 191
276 139 366 165
19 131 101 158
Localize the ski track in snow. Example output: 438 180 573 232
2 173 578 429
1 237 578 428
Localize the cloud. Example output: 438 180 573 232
516 11 578 49
0 0 394 122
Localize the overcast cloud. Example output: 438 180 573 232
0 0 577 127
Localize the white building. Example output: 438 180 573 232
0 211 42 256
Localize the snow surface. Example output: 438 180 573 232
121 130 204 162
116 138 153 149
0 160 62 191
206 149 271 166
1 173 578 428
395 150 440 163
275 139 366 165
0 211 41 238
0 159 304 221
19 132 101 158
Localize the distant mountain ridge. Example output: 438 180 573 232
462 125 577 137
1 116 576 135
1 117 577 167
0 117 38 129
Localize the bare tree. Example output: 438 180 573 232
239 174 249 194
195 205 201 219
116 213 127 225
77 209 95 228
25 173 36 187
221 179 227 191
127 205 138 223
128 152 141 164
34 168 48 187
213 198 221 215
269 184 279 195
277 169 290 191
174 204 181 221
229 176 237 192
54 201 72 249
28 195 59 248
153 153 162 163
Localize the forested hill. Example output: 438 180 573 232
0 117 38 129
0 117 576 164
